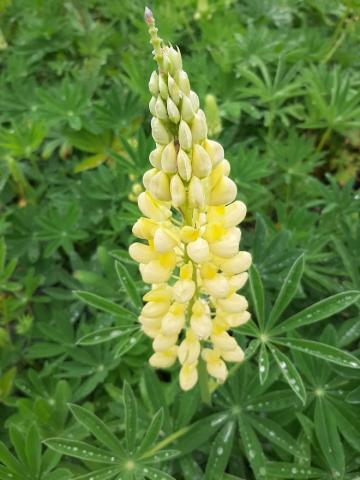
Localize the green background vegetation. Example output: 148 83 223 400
1 0 360 479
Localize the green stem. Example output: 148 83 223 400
316 127 332 152
140 424 191 459
198 357 212 406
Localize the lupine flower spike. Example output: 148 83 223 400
129 7 252 392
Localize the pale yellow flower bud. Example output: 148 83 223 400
129 242 156 264
220 251 252 275
187 237 210 263
142 300 170 318
132 217 157 239
168 74 181 104
179 120 192 151
209 176 237 206
202 348 228 383
178 329 201 364
190 310 212 339
228 272 249 292
161 142 177 173
149 96 157 117
210 228 241 258
149 171 171 201
142 324 161 339
179 262 193 280
159 74 168 99
154 227 179 253
167 97 180 123
143 285 173 302
203 139 224 167
179 363 198 391
192 144 212 178
217 293 248 313
189 90 200 112
167 46 182 72
221 345 245 363
177 148 192 181
188 176 205 209
149 346 178 368
139 314 162 329
161 303 186 335
142 168 157 190
225 311 251 327
180 226 199 243
149 146 164 169
224 201 247 228
153 332 178 352
191 110 207 143
154 96 168 120
203 274 229 298
151 118 172 145
138 192 171 221
173 279 196 303
176 70 190 95
149 71 159 96
211 331 238 351
170 174 186 207
139 260 172 284
181 95 195 122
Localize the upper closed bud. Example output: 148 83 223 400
149 146 163 169
179 120 192 151
177 148 192 181
191 110 208 143
159 74 169 99
192 144 212 178
151 118 172 145
149 170 171 201
189 91 200 112
138 191 171 221
167 97 180 123
155 96 168 120
203 139 224 167
161 142 177 173
149 71 159 96
181 95 195 122
168 75 181 104
209 176 237 206
176 70 190 95
170 174 186 207
188 176 205 209
187 237 210 263
154 227 179 253
224 201 247 228
167 46 182 71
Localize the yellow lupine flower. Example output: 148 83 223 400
129 7 252 390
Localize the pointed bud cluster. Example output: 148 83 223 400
129 10 252 391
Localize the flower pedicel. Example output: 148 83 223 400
129 7 252 391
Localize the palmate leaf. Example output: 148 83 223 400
204 421 235 480
269 346 306 404
264 462 324 478
44 438 116 464
238 415 266 479
268 254 305 328
315 398 345 477
274 290 360 333
68 404 125 457
73 290 137 320
77 326 138 346
73 467 121 480
115 260 141 308
249 264 265 329
123 382 138 454
274 337 360 369
137 409 164 456
258 344 269 385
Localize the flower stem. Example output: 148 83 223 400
198 357 212 406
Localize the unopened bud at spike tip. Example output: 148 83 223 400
144 7 154 25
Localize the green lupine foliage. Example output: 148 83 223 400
0 1 360 479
